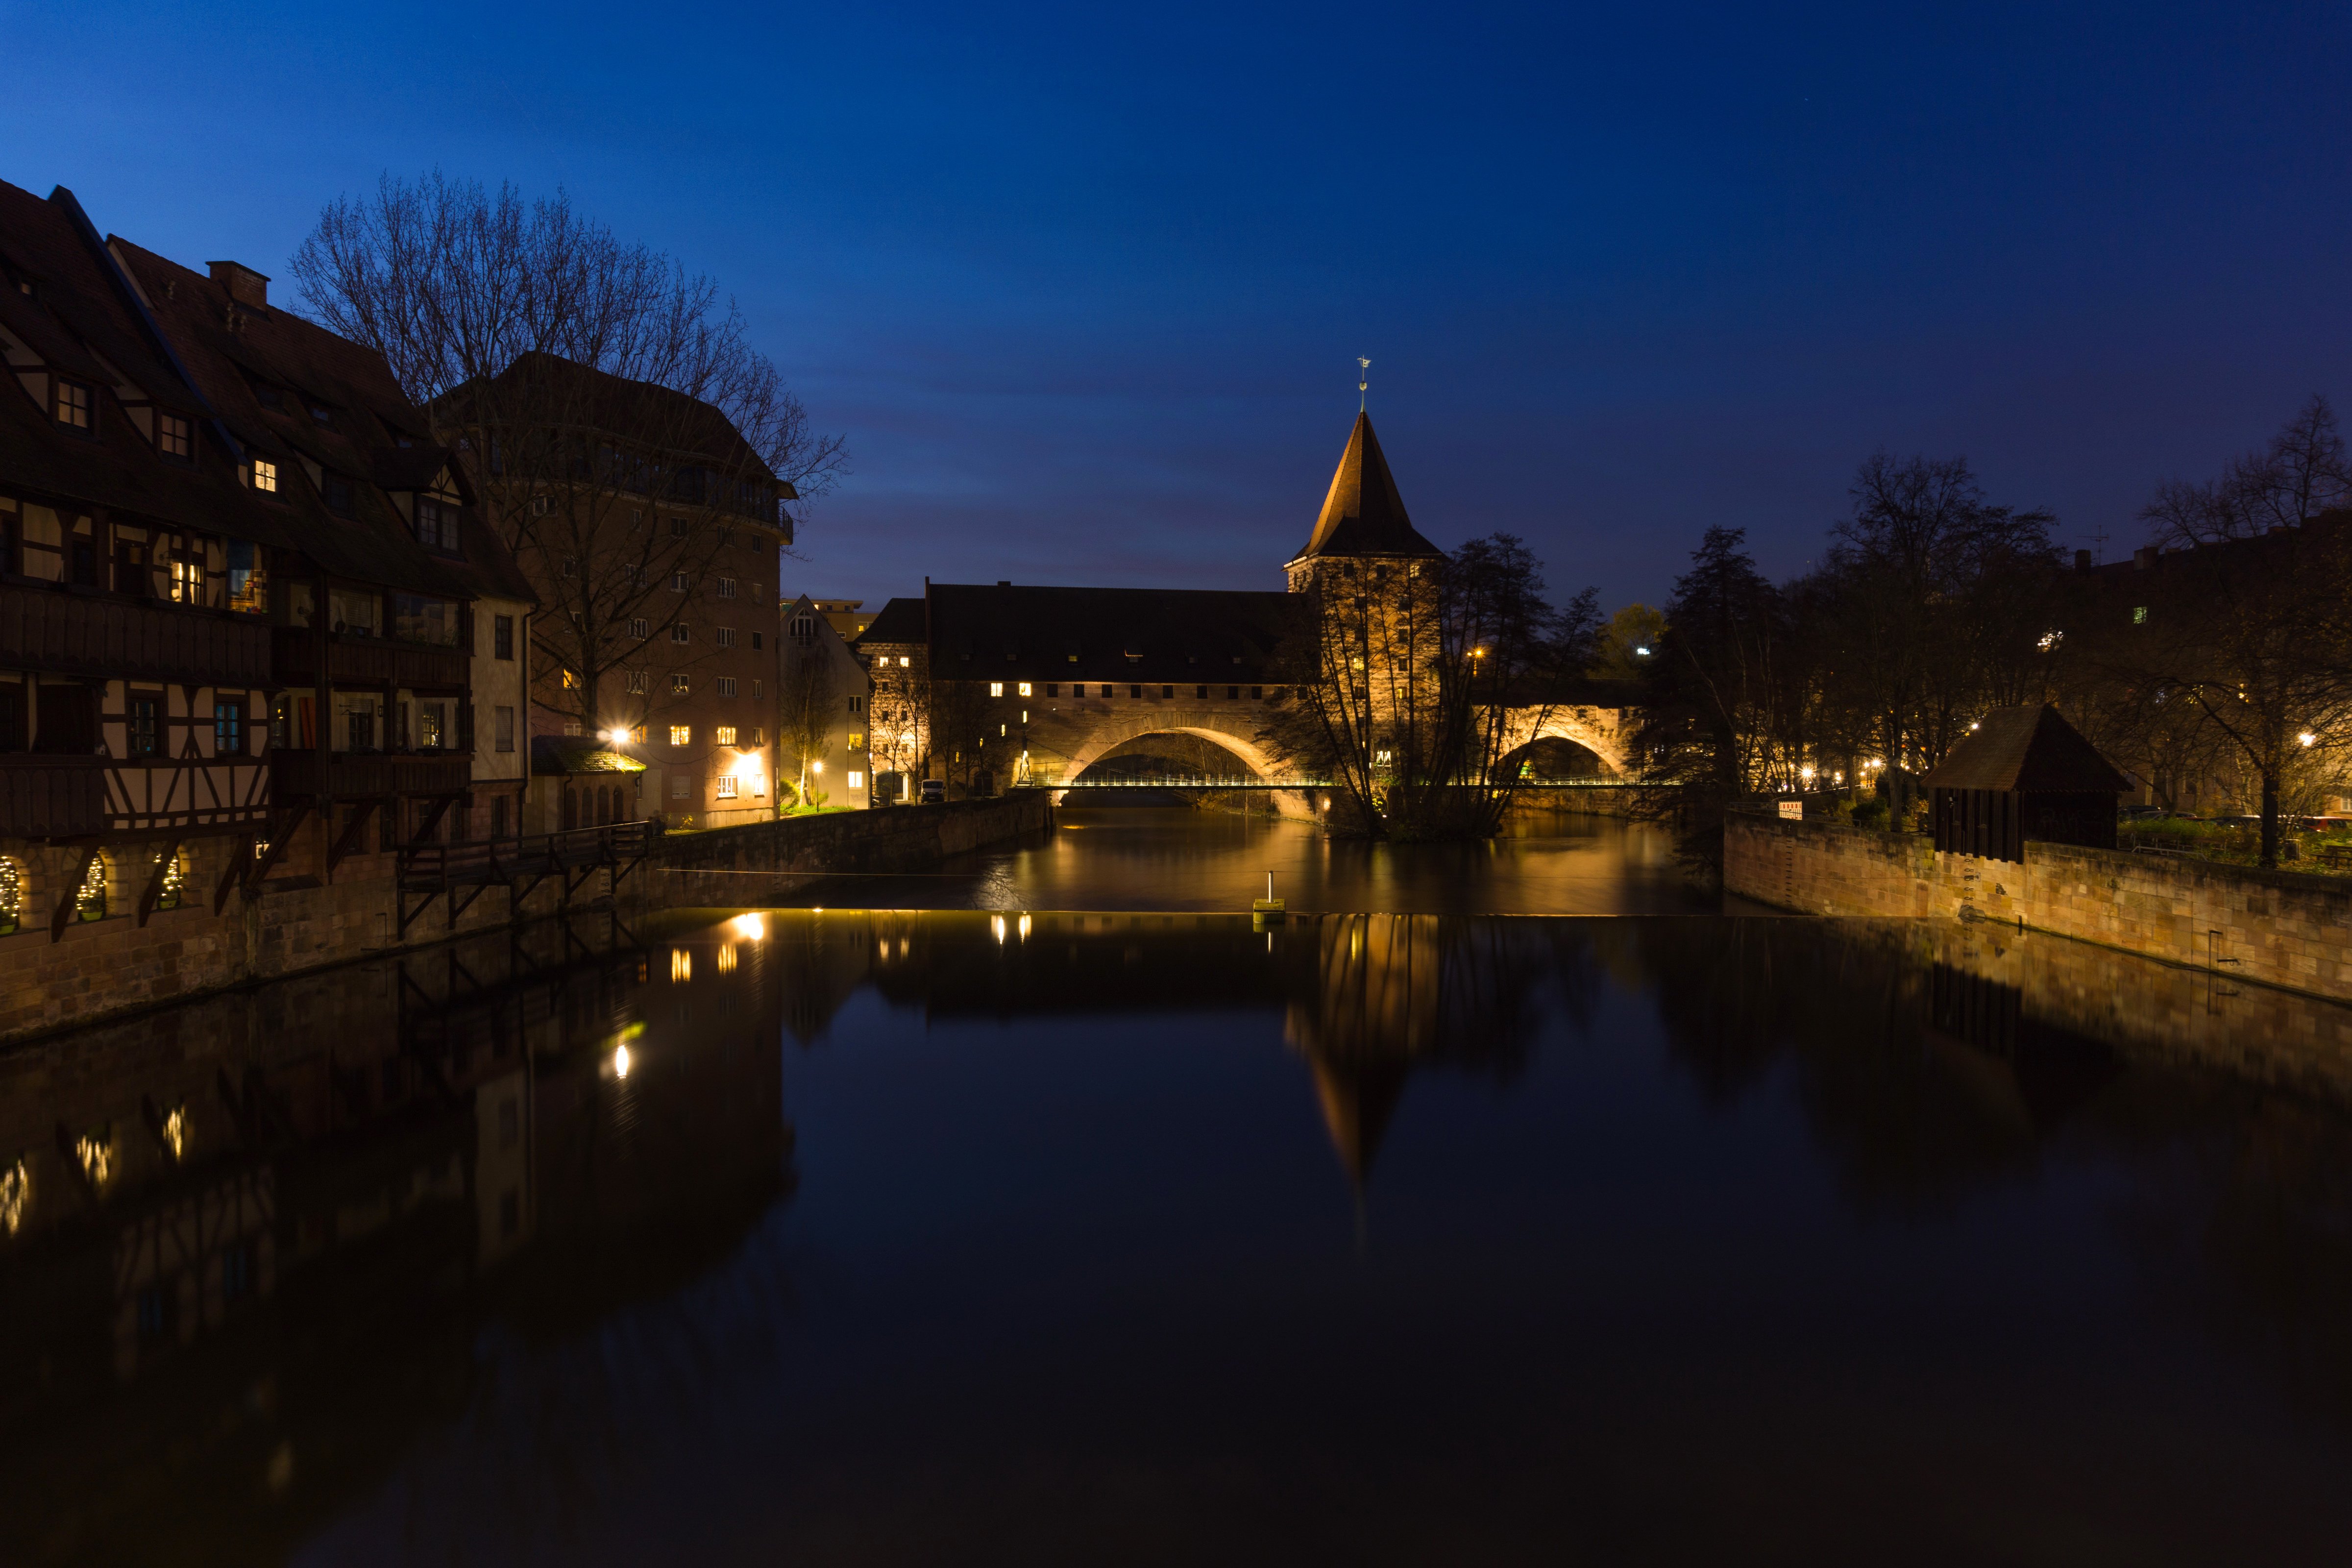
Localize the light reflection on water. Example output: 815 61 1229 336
4 836 2352 1563
794 805 1721 914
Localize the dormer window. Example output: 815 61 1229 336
414 496 459 553
308 403 334 427
157 413 194 462
54 380 92 431
254 384 285 411
323 472 355 515
251 458 279 493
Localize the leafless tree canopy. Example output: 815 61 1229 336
288 172 849 738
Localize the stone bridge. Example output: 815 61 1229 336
1015 689 1634 792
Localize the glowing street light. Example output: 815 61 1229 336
2302 732 2318 747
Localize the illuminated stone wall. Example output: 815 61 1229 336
1727 810 2352 1003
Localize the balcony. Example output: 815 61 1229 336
271 628 469 691
271 750 473 800
0 580 271 687
0 757 107 837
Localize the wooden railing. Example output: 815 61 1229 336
0 580 270 686
271 750 473 800
270 628 469 691
0 758 108 837
399 821 651 890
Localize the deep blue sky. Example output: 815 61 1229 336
10 2 2351 613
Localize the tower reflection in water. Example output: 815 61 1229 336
8 907 2352 1561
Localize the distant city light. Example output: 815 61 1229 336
991 914 1007 945
1634 646 1651 656
613 1044 633 1079
2302 732 2318 747
730 913 766 939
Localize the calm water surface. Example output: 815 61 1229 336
805 804 1727 914
5 814 2352 1565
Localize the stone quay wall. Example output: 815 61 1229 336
1725 810 2352 1002
650 793 1052 905
1 794 1050 1044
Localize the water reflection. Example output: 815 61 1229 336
790 804 1722 914
0 912 790 1565
5 907 2352 1561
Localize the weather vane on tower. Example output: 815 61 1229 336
1358 355 1371 412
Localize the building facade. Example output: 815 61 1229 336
439 354 793 832
0 178 531 1017
779 595 874 808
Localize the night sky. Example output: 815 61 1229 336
9 2 2351 614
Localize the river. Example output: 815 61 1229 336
3 811 2350 1564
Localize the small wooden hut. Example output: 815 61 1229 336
1920 705 2131 862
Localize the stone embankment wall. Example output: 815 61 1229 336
652 794 1051 905
1726 810 2352 1002
1 795 1049 1044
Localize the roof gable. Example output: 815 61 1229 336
1919 705 2132 794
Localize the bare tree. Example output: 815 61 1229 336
289 172 849 739
2112 396 2352 865
778 651 839 807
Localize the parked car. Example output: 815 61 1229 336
920 779 946 804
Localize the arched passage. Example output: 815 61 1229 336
1059 721 1279 784
1493 707 1630 779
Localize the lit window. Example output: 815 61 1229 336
848 771 864 788
898 656 910 667
2132 606 2148 625
251 458 278 492
849 731 865 749
631 725 648 743
990 682 1004 697
670 673 689 694
716 775 739 799
670 725 691 746
716 726 738 746
54 380 91 429
169 558 203 604
157 412 193 460
1017 682 1031 697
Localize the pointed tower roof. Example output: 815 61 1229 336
1288 412 1444 568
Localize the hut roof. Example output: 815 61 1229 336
1920 705 2131 794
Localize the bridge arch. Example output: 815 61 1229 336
1493 706 1630 779
1054 712 1279 785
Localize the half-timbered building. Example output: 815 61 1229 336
0 178 532 957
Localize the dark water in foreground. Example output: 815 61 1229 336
6 821 2352 1563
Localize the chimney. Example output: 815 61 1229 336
2132 546 2157 570
207 261 269 307
2073 548 2092 570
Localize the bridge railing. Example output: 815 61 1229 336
1021 773 1636 791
